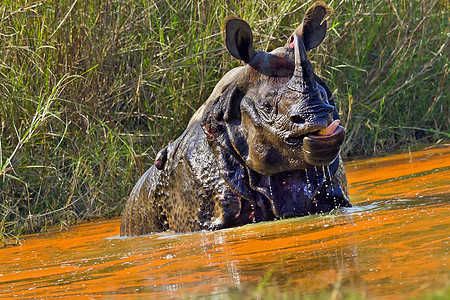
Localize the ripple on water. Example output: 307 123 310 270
0 147 449 299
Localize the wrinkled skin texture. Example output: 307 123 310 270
121 2 351 236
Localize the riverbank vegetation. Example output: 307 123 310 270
1 0 448 242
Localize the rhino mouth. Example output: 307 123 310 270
284 134 306 146
302 120 345 166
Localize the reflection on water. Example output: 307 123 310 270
1 147 449 299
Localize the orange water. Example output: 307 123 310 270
1 147 449 299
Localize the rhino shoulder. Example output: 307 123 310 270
188 67 244 127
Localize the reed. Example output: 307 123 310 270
0 0 448 241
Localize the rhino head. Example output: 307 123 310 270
203 2 344 177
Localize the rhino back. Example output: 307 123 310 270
120 165 166 236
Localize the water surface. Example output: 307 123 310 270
1 147 449 299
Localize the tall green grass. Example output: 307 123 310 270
0 0 448 242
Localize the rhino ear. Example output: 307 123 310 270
295 1 331 50
225 17 256 63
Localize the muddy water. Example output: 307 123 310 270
1 147 449 299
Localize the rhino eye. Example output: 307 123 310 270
263 102 273 112
262 90 279 113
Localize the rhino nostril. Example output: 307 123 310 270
290 115 305 124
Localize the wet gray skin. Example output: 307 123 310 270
120 2 351 236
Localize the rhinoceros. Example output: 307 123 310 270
120 2 351 236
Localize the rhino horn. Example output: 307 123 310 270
288 34 314 90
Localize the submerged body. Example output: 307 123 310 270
121 2 351 236
121 107 350 235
